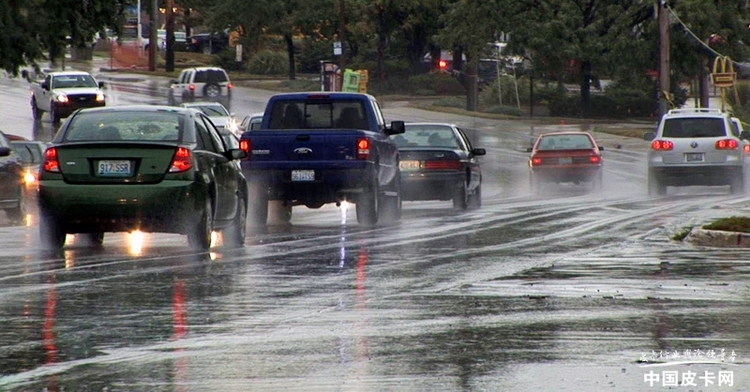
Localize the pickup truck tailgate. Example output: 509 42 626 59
246 130 370 162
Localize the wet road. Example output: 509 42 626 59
1 70 749 391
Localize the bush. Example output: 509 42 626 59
482 105 524 117
248 50 288 75
210 48 245 72
408 72 465 95
279 79 319 91
479 75 523 107
432 96 466 108
297 39 332 73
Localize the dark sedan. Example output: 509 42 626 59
0 131 25 222
393 123 485 210
527 131 604 193
38 105 248 251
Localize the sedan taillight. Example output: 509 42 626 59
589 155 601 163
651 140 674 151
43 147 60 173
716 139 738 150
169 147 192 172
424 160 461 170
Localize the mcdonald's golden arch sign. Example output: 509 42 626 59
711 56 736 88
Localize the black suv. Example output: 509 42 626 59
0 131 26 222
168 67 233 109
186 33 229 55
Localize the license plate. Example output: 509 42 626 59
400 160 420 171
291 169 315 182
97 160 131 177
558 157 573 164
685 153 704 162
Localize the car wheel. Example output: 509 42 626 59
453 180 468 210
188 198 213 251
468 182 482 209
248 183 269 227
223 196 247 248
378 177 401 224
204 83 221 98
356 177 379 226
39 212 66 250
80 232 104 247
730 173 745 195
202 44 212 55
31 98 42 121
647 170 666 196
50 103 60 124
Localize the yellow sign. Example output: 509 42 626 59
710 56 739 111
342 69 369 93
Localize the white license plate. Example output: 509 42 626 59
558 157 573 164
291 170 315 182
97 160 131 176
400 160 420 171
685 153 704 162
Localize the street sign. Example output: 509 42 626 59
333 41 342 56
711 72 736 88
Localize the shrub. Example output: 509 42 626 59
432 96 466 108
479 75 523 107
248 50 288 75
408 72 465 95
297 39 332 73
210 48 245 72
482 105 524 117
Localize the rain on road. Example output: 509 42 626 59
0 70 748 391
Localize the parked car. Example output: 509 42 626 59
0 131 26 222
186 32 229 55
37 105 249 251
527 131 604 193
168 67 233 109
239 112 264 132
644 108 750 196
179 102 238 134
141 29 188 52
393 123 485 209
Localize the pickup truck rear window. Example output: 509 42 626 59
268 100 369 130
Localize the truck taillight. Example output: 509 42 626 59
357 138 370 159
43 147 60 173
716 139 738 150
239 139 251 159
227 83 233 90
651 140 673 151
169 147 192 172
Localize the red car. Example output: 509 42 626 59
527 131 604 193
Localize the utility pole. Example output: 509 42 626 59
165 0 175 72
149 0 157 71
657 0 670 116
338 0 346 72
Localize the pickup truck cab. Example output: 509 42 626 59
30 71 106 124
239 92 405 226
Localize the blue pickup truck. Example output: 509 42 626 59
239 92 405 226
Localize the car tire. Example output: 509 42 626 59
223 196 247 248
39 212 66 250
248 183 269 227
50 103 60 124
204 83 221 99
188 198 213 251
730 173 745 195
356 176 379 226
647 170 666 196
31 98 43 121
202 44 212 55
453 180 468 210
378 177 401 224
468 182 482 209
80 232 105 247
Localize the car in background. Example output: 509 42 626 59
141 29 188 52
186 32 229 54
168 67 233 109
37 105 249 251
0 131 26 222
393 123 485 210
644 108 750 196
239 112 264 132
180 102 238 134
10 139 49 190
527 131 604 193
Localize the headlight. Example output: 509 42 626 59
24 170 36 185
227 119 239 133
56 94 69 103
96 92 105 102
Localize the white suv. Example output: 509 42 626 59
644 108 750 195
168 67 233 109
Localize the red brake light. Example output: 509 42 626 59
169 147 192 172
43 147 60 173
651 140 674 151
357 138 370 159
188 84 195 91
423 160 461 170
438 60 448 69
716 139 738 150
531 157 543 165
227 83 233 90
239 139 251 159
744 145 750 153
589 155 601 163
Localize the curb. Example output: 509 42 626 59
683 228 750 248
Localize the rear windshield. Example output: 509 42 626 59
64 111 185 142
662 118 727 138
397 125 460 148
11 143 43 163
267 100 369 130
193 70 228 83
536 134 594 150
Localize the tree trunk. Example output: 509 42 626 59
377 11 386 82
285 33 296 80
466 53 478 112
429 44 441 72
580 60 592 117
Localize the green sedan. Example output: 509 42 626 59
38 105 248 251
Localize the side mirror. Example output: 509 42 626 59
170 79 178 85
98 81 105 89
598 146 604 151
386 120 405 135
41 81 49 90
226 148 248 160
526 147 533 153
741 130 750 140
643 131 656 141
0 147 10 157
472 148 486 156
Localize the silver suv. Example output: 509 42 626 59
644 108 750 195
168 67 232 109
